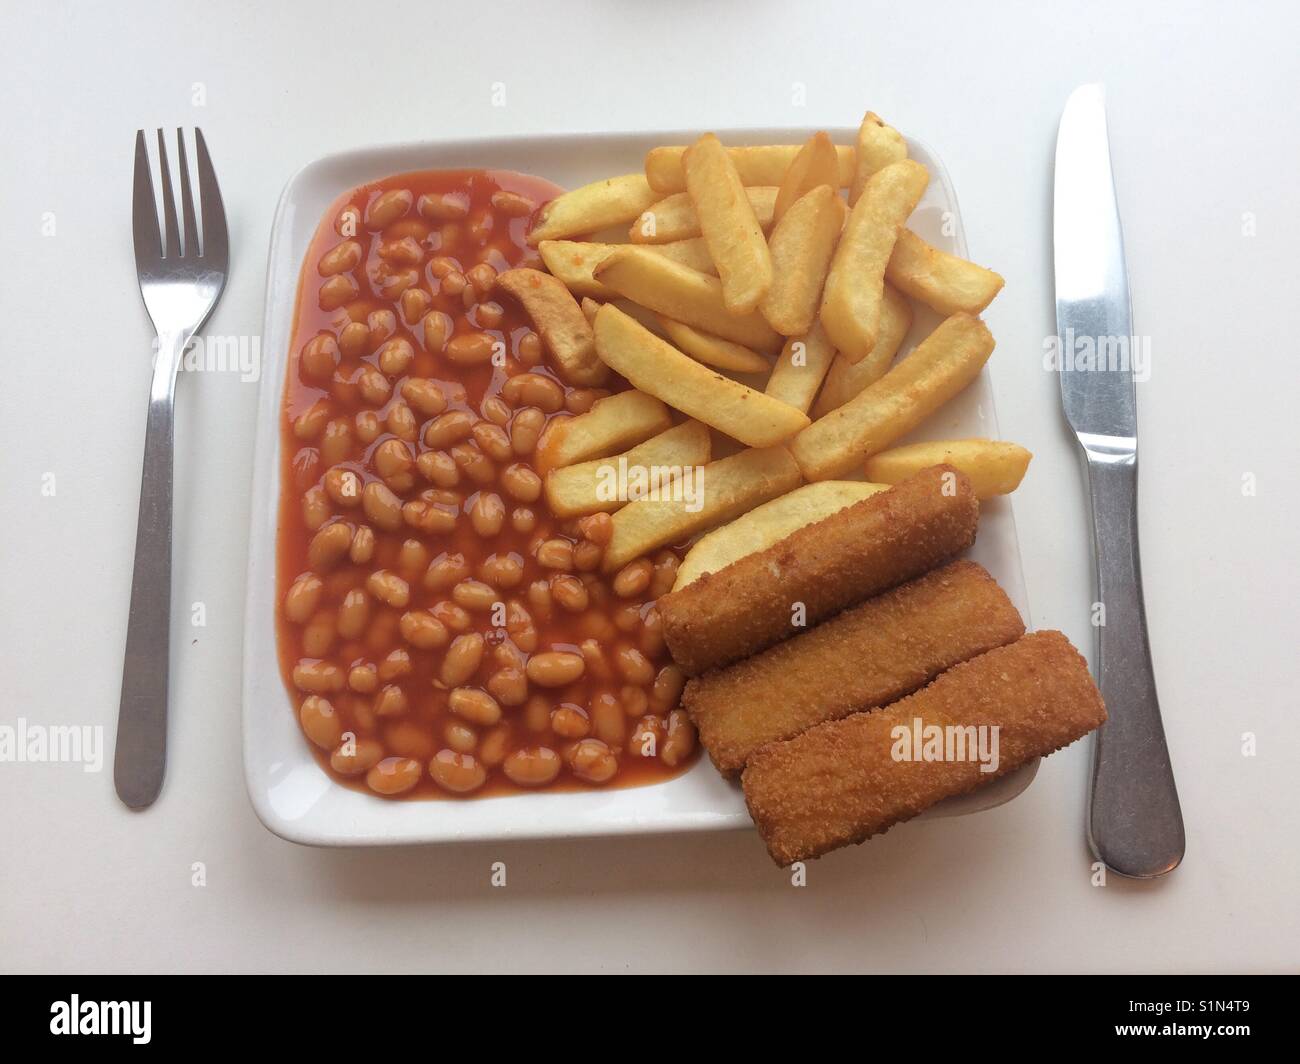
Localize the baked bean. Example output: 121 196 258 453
355 410 383 444
301 333 340 380
479 724 511 767
465 261 498 295
568 738 618 784
441 633 485 687
380 235 423 266
293 659 344 694
451 442 496 485
505 600 539 653
522 694 551 733
418 191 469 221
373 439 415 485
429 749 487 793
319 274 358 311
424 410 475 449
337 588 370 639
401 287 432 325
319 240 362 277
362 481 403 531
386 402 418 444
649 551 680 598
284 573 324 624
396 539 429 573
502 372 564 412
322 467 361 508
366 756 422 796
448 686 502 726
525 651 585 688
331 737 384 776
473 422 513 463
307 521 352 569
516 331 543 366
536 538 574 570
339 321 370 358
299 695 343 750
366 188 413 229
441 270 468 296
424 551 470 592
468 492 505 536
576 511 613 546
376 338 414 377
429 255 461 279
490 190 535 217
452 579 499 613
615 645 655 686
365 569 410 608
550 574 589 612
349 525 376 565
509 407 546 455
422 309 453 353
591 693 626 747
565 388 604 415
468 209 493 243
578 638 612 681
525 579 553 622
349 663 379 693
613 603 641 633
401 378 446 418
400 609 449 649
301 486 331 531
620 684 649 719
446 331 497 365
498 462 541 502
613 558 653 599
478 552 524 590
511 507 538 535
503 746 561 787
550 703 591 739
486 666 528 707
660 710 697 767
629 715 667 758
577 611 617 644
292 399 331 441
368 308 397 346
355 365 389 405
416 449 459 488
402 496 456 535
572 540 602 572
428 603 468 637
375 684 409 717
444 721 478 754
475 300 505 329
301 610 336 656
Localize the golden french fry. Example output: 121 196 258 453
773 132 841 224
495 268 607 386
646 144 855 194
765 319 837 413
538 240 617 299
673 480 889 590
630 188 777 244
850 111 908 205
791 313 995 480
656 316 772 374
645 237 717 275
535 389 672 473
592 247 782 353
593 304 807 446
603 446 803 572
819 159 928 362
760 185 845 336
684 134 772 314
864 439 1032 499
527 174 661 244
886 229 1005 315
580 296 600 324
811 284 913 417
544 421 712 518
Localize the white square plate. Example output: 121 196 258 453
243 128 1036 847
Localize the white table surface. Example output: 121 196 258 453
2 0 1296 974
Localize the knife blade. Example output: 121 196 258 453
1053 83 1185 878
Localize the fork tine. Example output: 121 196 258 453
132 130 162 265
156 128 181 259
194 129 228 268
176 129 199 257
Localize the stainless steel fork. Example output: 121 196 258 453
115 129 229 809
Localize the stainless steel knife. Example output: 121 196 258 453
1052 83 1184 878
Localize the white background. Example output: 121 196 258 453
2 0 1296 973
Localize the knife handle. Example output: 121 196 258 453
1082 451 1185 877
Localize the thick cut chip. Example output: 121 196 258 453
811 284 913 417
535 389 672 473
629 188 777 244
527 174 661 243
495 268 607 386
760 185 845 336
657 316 771 374
765 320 838 413
646 144 855 194
850 111 908 205
864 438 1032 499
773 132 841 224
886 229 1005 315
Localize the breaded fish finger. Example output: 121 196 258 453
742 630 1106 866
660 464 979 675
684 560 1025 777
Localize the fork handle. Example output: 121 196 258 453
114 339 181 808
1082 452 1185 877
